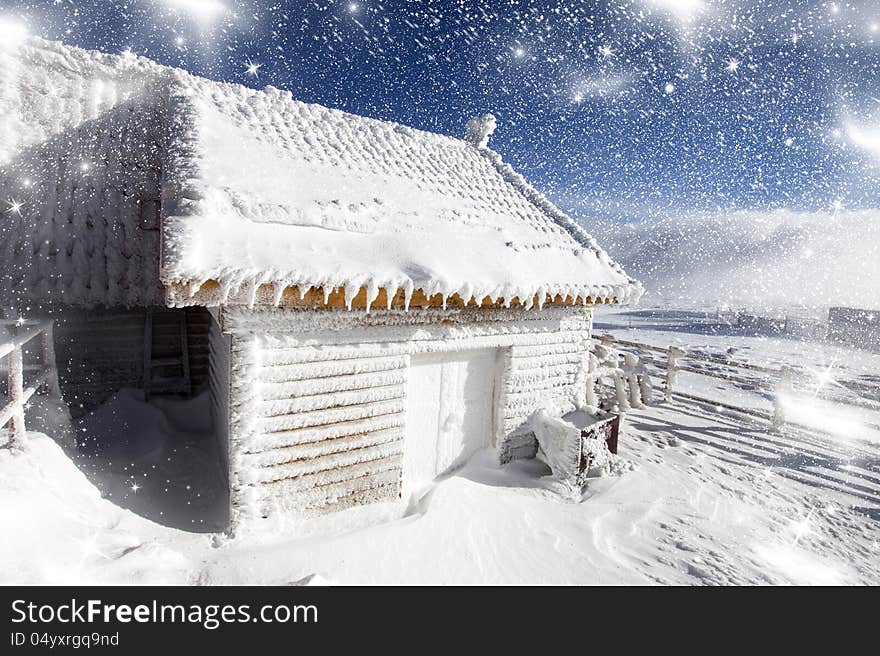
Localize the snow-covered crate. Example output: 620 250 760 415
531 409 619 487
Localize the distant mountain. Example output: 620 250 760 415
591 209 880 313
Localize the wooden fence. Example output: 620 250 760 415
596 334 880 432
0 319 61 447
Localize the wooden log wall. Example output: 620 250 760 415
54 308 147 414
221 306 594 520
229 338 406 517
497 313 592 463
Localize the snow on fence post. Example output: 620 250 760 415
638 355 654 404
8 346 25 446
624 353 643 408
665 347 682 402
613 366 631 412
1 320 60 448
772 366 794 431
585 352 599 410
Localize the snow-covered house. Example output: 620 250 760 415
1 39 639 524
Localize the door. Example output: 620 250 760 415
404 348 497 497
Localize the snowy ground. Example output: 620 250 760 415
594 306 880 444
2 372 877 585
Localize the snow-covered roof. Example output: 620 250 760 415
1 38 640 310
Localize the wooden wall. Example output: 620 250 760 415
228 338 407 518
496 320 592 463
186 307 211 390
220 305 593 522
54 308 147 414
49 306 211 414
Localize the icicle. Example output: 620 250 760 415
344 281 360 311
424 280 437 303
186 280 201 299
385 281 399 310
323 286 332 305
219 279 233 305
272 282 285 307
297 285 308 301
365 279 379 313
461 282 473 307
245 278 259 309
403 280 414 311
537 285 546 310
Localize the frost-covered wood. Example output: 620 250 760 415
225 325 409 522
0 41 166 308
0 320 60 447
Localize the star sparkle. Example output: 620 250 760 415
245 59 262 78
4 198 24 216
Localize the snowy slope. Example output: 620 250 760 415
593 209 880 311
0 435 200 585
3 393 877 585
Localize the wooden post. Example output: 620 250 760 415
8 346 25 446
772 366 793 431
666 347 682 402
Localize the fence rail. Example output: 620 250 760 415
1 319 61 447
596 333 880 433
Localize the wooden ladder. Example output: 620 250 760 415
143 308 191 400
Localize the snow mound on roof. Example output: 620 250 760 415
597 209 880 311
161 77 637 308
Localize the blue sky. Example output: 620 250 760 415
5 0 880 220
